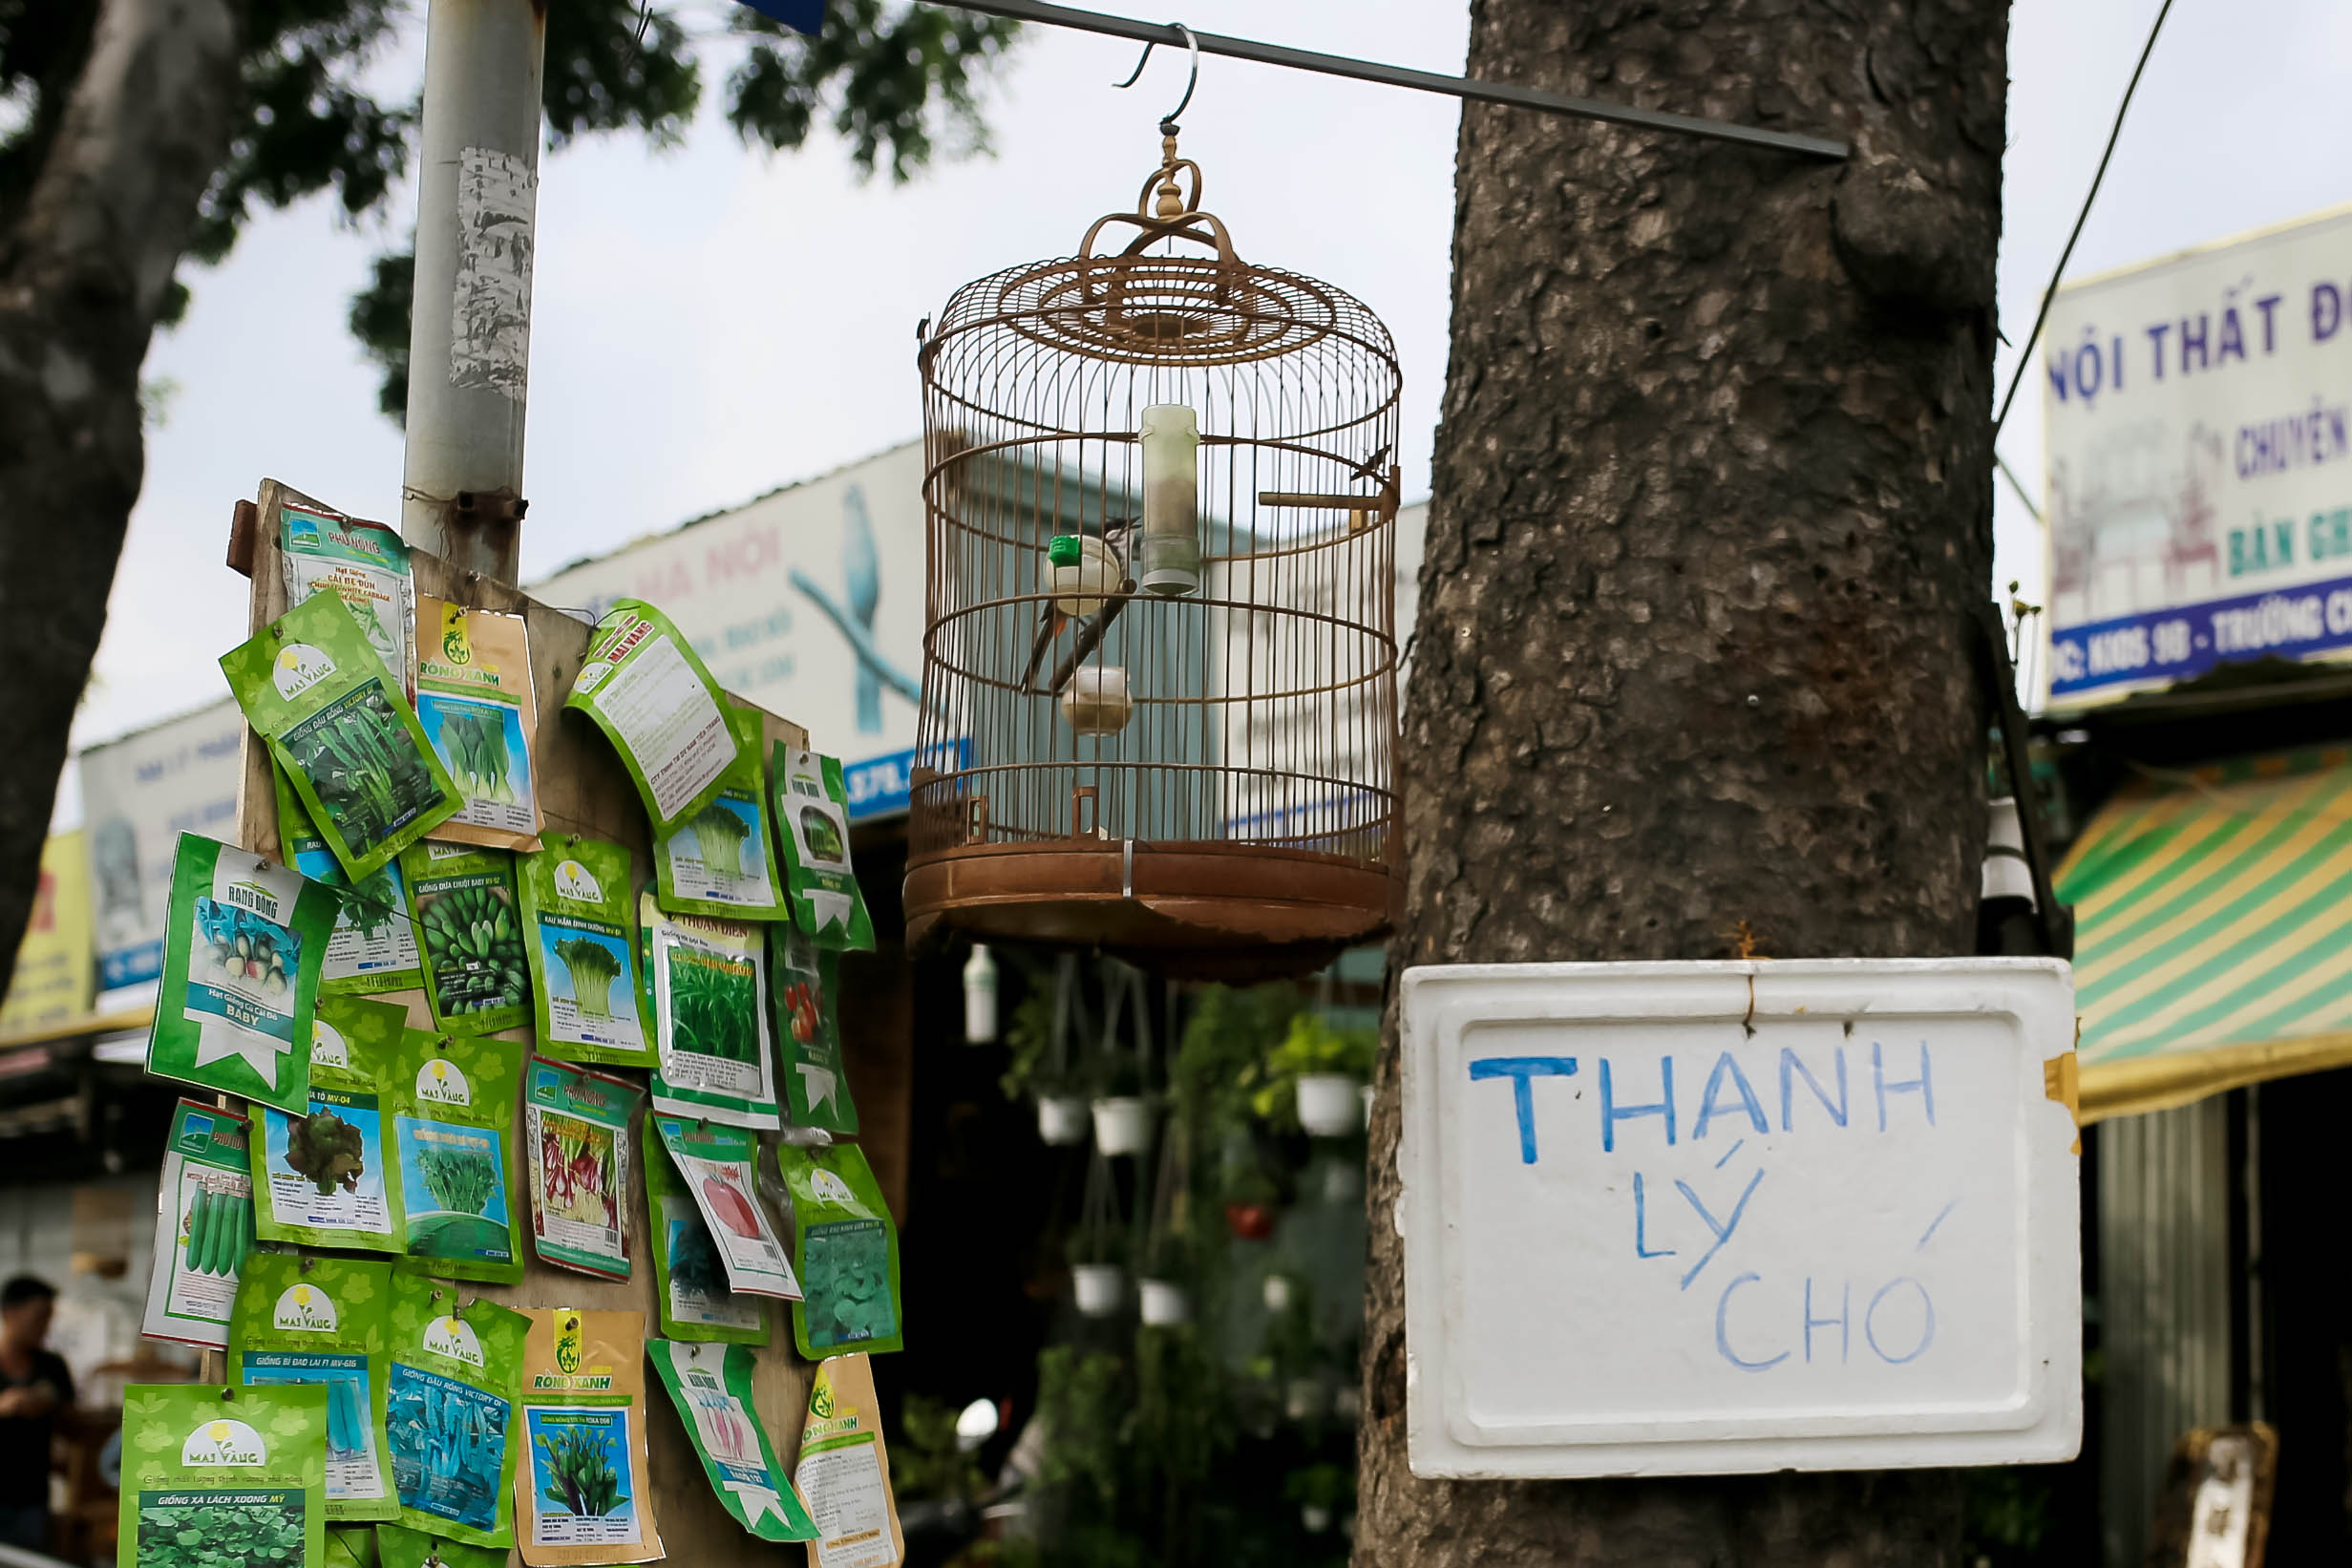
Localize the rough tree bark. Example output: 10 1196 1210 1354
1359 1 2006 1562
0 0 244 977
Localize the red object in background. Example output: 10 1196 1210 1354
1224 1201 1275 1241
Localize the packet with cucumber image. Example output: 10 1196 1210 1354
385 1270 529 1549
563 600 740 837
148 833 336 1113
650 1114 800 1301
644 893 778 1130
515 1309 662 1566
654 705 786 921
280 503 413 693
403 842 529 1035
117 1381 328 1568
772 747 874 951
390 1030 524 1283
522 1056 639 1281
254 996 405 1254
142 1099 256 1350
645 1132 770 1346
413 596 542 852
771 923 855 1134
645 1339 816 1542
229 1253 395 1521
277 766 423 997
222 589 461 880
519 839 648 1069
776 1140 902 1359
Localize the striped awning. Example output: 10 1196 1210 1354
2059 747 2352 1122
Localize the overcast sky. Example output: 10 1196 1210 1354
64 0 2352 787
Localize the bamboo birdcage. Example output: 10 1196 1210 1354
906 130 1404 981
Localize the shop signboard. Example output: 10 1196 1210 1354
0 831 94 1032
80 700 245 992
1400 959 2080 1476
2045 204 2352 704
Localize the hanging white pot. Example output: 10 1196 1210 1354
1262 1273 1295 1313
1296 1073 1362 1137
1301 1504 1335 1536
1284 1376 1331 1423
1071 1263 1125 1318
1137 1278 1191 1326
1091 1095 1154 1155
1037 1094 1090 1146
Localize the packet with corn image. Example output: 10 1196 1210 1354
563 600 740 837
644 1339 816 1542
277 765 424 997
515 1309 662 1565
518 839 648 1070
229 1253 396 1522
772 747 874 951
117 1382 328 1568
653 705 787 921
775 1140 902 1359
222 589 461 881
403 842 530 1036
413 596 542 853
389 1030 524 1284
254 996 406 1255
385 1270 529 1549
142 1098 256 1350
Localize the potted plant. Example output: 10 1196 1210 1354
1285 1462 1353 1535
1090 1054 1155 1156
998 987 1091 1145
1066 1229 1127 1318
1223 1163 1280 1241
1136 1230 1194 1326
1254 1014 1377 1137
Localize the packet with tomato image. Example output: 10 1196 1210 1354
769 924 856 1135
649 1114 801 1301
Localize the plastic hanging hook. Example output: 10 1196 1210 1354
1113 22 1200 130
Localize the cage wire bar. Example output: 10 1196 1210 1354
906 133 1404 979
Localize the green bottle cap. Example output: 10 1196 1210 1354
1047 535 1083 567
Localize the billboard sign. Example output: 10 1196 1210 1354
80 700 245 991
0 832 95 1032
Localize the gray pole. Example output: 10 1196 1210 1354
399 0 546 582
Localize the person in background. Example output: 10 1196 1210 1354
0 1276 74 1554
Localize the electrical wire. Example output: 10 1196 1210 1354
1991 0 2175 440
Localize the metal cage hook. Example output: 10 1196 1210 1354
1112 22 1199 131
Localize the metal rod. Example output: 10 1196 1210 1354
400 0 548 582
944 0 1849 161
1260 492 1375 510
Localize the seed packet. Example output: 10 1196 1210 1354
794 1354 903 1568
118 1382 328 1568
516 1310 662 1565
255 997 406 1254
772 747 875 951
328 1524 382 1568
372 1524 505 1568
519 840 649 1070
148 834 336 1114
644 893 778 1130
653 705 787 921
280 504 413 694
404 842 530 1036
413 596 542 852
771 924 856 1135
649 1114 800 1300
775 1142 902 1360
229 1254 395 1521
385 1271 529 1549
645 1134 770 1346
222 590 462 880
142 1099 257 1349
522 1057 639 1281
563 600 740 837
644 1339 817 1542
390 1030 525 1283
277 766 425 997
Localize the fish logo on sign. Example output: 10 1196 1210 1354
181 1419 267 1466
273 1282 340 1333
310 1019 350 1069
271 643 337 700
424 1314 485 1367
553 860 604 903
417 1058 472 1106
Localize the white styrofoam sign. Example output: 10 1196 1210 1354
1401 959 2080 1477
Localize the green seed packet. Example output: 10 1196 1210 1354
372 1523 505 1568
771 747 875 951
403 842 530 1036
650 1114 800 1301
277 765 425 997
654 705 788 922
562 600 741 838
142 1099 257 1350
643 893 779 1130
148 834 337 1114
644 1339 817 1542
222 589 462 881
389 1030 524 1283
327 1523 382 1568
384 1269 529 1549
644 1132 770 1346
770 923 856 1135
229 1254 396 1521
280 504 413 692
516 1309 663 1565
775 1141 902 1359
521 1057 640 1282
118 1381 328 1568
518 839 649 1070
254 997 407 1255
413 596 543 854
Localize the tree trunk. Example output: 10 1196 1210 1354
0 0 244 975
1358 1 2007 1562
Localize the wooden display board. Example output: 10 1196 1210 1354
223 477 824 1565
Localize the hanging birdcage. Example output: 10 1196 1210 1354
906 127 1404 981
